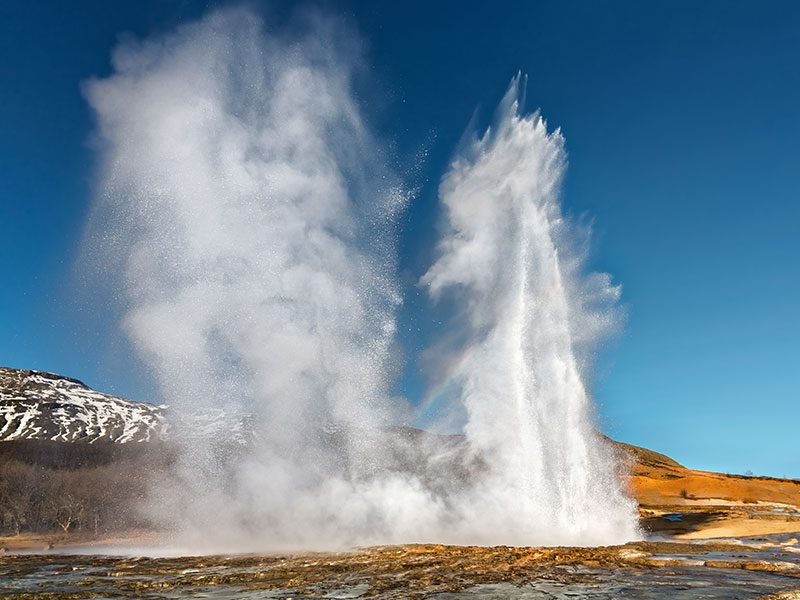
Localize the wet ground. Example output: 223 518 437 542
2 536 800 599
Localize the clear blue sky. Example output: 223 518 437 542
1 1 798 477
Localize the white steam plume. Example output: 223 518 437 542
421 75 641 545
83 7 444 551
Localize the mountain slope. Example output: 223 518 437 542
0 367 167 443
2 365 797 512
1 365 799 541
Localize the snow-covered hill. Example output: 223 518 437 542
0 367 167 443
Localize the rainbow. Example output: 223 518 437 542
412 345 478 427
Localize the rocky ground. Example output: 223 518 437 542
3 540 800 598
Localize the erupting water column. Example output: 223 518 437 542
423 76 640 546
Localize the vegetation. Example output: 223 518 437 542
0 441 168 536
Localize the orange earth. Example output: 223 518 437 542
615 440 800 539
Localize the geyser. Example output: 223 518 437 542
83 7 638 550
82 7 430 550
422 75 640 545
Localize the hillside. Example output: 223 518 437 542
0 368 166 443
1 366 798 543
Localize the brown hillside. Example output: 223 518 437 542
610 440 800 540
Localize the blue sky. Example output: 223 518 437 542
1 1 798 477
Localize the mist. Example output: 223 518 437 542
82 7 639 551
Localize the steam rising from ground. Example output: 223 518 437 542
84 7 639 550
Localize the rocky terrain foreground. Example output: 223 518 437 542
3 540 800 598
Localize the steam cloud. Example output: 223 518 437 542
84 7 639 551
